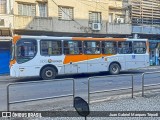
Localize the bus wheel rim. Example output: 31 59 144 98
112 65 118 72
46 70 53 77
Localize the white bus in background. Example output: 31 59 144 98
10 36 150 80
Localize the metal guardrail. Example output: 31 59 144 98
7 78 75 111
142 71 160 97
7 71 160 111
88 74 134 104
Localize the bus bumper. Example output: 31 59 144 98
10 67 17 77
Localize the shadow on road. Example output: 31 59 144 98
14 70 143 83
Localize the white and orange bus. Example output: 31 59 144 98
10 36 150 79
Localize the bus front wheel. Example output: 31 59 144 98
41 67 57 80
109 63 120 75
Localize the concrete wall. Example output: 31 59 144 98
0 0 133 35
107 23 131 34
13 0 110 19
0 15 13 28
10 0 130 35
132 26 160 35
13 15 132 35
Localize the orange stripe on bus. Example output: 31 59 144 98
63 54 113 64
10 59 16 68
72 37 126 41
13 36 21 44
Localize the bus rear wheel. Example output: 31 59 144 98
109 63 120 75
41 67 57 80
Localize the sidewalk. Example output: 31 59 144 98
16 92 159 120
0 92 159 120
136 65 160 70
37 93 160 120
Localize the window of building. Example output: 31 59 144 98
118 41 132 54
102 41 117 54
58 6 73 20
0 19 4 26
39 3 47 17
18 3 36 16
0 0 6 14
109 13 113 23
89 11 101 23
84 41 100 54
123 0 128 2
40 40 62 56
64 41 82 55
133 41 146 54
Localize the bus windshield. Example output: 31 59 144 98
16 39 37 64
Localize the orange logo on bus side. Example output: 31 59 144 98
40 59 62 63
48 59 53 63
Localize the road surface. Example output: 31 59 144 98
0 66 160 111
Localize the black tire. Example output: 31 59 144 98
41 67 57 80
109 63 120 75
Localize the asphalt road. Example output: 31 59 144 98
0 66 160 111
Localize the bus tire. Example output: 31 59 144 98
41 67 57 80
109 63 120 75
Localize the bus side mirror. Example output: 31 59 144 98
74 97 90 118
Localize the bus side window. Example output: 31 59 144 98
84 41 101 54
102 41 117 54
118 41 132 54
64 41 82 55
133 41 146 54
41 41 48 55
40 40 62 56
64 41 69 54
54 41 62 55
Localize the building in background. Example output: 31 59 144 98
0 0 13 36
0 0 131 37
126 0 160 65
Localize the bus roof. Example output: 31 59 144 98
16 35 127 41
12 35 148 44
72 37 127 41
20 35 72 40
127 38 148 41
